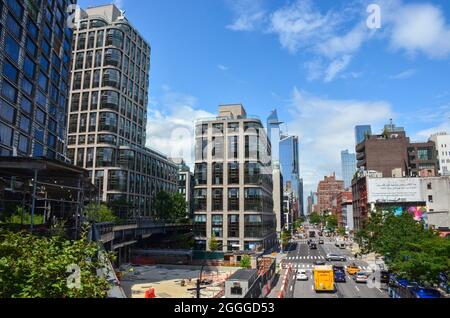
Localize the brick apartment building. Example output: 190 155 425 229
316 173 344 214
331 190 353 228
356 122 438 178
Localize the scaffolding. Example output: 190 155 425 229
0 157 97 238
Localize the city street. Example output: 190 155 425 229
284 238 389 298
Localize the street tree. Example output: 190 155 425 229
84 204 117 223
209 234 218 252
308 212 321 225
356 208 449 286
0 229 112 298
240 255 251 269
325 215 338 232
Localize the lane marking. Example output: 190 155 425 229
355 285 360 292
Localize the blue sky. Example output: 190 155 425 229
78 0 450 196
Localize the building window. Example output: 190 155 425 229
18 134 29 154
194 215 207 237
228 136 239 159
108 170 128 192
228 188 239 211
0 100 16 123
244 215 263 238
212 189 223 211
228 122 239 133
427 183 432 190
212 136 224 160
212 123 223 134
212 162 223 185
1 81 18 103
428 195 433 203
195 163 207 185
228 215 240 238
228 162 239 184
96 147 116 167
194 189 207 211
244 188 262 212
195 137 208 161
245 162 261 184
0 123 13 147
211 215 223 238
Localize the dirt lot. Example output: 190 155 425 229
119 264 240 298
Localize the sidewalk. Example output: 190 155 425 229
267 265 295 298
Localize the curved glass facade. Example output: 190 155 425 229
68 6 175 218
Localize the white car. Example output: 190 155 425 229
296 270 308 281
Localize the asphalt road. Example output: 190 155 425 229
285 238 389 299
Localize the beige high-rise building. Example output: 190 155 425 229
67 5 177 218
193 104 277 252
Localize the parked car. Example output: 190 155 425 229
326 253 346 262
354 272 371 284
296 270 308 281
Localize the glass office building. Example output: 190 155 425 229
355 125 372 146
341 149 356 189
0 0 76 160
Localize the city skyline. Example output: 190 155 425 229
77 0 450 200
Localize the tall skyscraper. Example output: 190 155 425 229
267 109 282 163
341 150 356 189
355 125 372 146
68 5 177 218
194 104 277 252
0 0 75 160
279 134 302 217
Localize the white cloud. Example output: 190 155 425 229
269 0 341 54
146 87 215 168
389 69 416 80
218 64 229 71
285 87 393 193
388 3 450 59
324 55 352 83
226 0 450 83
226 0 266 31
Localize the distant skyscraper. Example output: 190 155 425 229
267 109 282 163
280 134 302 216
341 150 356 189
355 125 372 146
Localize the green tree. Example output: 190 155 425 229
325 215 338 232
0 229 112 298
84 204 117 223
153 191 173 222
308 212 321 225
356 208 449 286
337 226 346 237
281 230 292 248
209 234 219 252
171 192 188 223
240 255 252 269
154 191 188 223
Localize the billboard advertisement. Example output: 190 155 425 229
367 178 423 203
